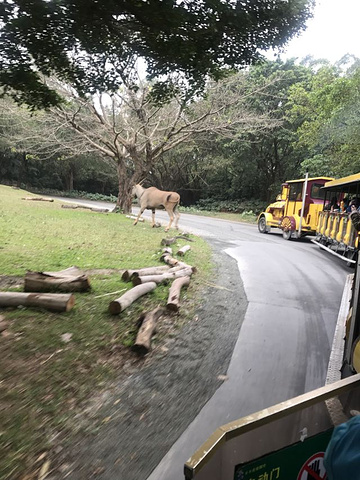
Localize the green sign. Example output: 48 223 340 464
234 430 333 480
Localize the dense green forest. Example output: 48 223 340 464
1 57 360 209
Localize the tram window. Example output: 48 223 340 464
311 183 326 200
289 183 303 201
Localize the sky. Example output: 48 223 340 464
271 0 360 63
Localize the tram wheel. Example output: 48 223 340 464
282 229 292 240
281 216 296 241
258 216 269 234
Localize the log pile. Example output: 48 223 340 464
115 236 196 354
0 233 196 354
0 266 89 313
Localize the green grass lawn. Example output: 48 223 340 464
0 185 212 480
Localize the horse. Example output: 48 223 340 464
131 184 180 231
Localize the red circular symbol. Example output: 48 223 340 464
297 452 327 480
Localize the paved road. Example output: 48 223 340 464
53 198 349 478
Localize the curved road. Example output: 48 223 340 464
54 198 349 478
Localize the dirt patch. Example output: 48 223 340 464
0 275 24 289
49 238 247 480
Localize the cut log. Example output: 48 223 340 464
160 254 179 267
126 215 144 222
161 237 177 246
133 267 193 286
109 282 157 314
177 245 191 256
161 235 194 246
132 274 170 286
61 204 79 209
0 292 75 312
167 264 189 273
22 197 54 202
132 307 165 355
121 266 170 282
162 247 173 255
90 208 109 213
166 276 191 312
25 266 90 292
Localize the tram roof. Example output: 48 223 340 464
324 173 360 191
285 176 333 184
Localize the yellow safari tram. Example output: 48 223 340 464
257 175 333 240
258 172 360 265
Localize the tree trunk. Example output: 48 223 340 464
68 167 74 191
109 282 157 314
116 161 133 214
166 276 191 312
132 307 165 355
0 292 75 312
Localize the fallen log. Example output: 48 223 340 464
132 307 165 355
162 247 173 255
109 282 157 314
25 266 90 292
161 237 177 246
166 276 191 312
160 254 179 267
177 245 191 256
61 204 79 209
121 266 170 282
132 274 170 286
22 197 54 202
0 292 75 312
161 235 194 246
133 267 193 286
90 207 109 213
126 215 145 222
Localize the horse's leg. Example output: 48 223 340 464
151 209 156 227
174 205 180 229
164 208 174 232
133 207 145 226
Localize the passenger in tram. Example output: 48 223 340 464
349 198 360 212
330 197 340 212
350 209 360 232
324 415 360 480
324 197 340 211
340 197 349 213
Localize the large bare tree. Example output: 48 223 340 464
1 70 280 211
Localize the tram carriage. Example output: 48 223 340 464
313 172 360 265
258 172 360 265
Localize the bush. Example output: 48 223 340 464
188 198 267 215
28 187 117 203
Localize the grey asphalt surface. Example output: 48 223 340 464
50 198 349 479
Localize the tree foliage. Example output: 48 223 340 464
1 0 314 109
159 59 313 202
287 60 360 177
